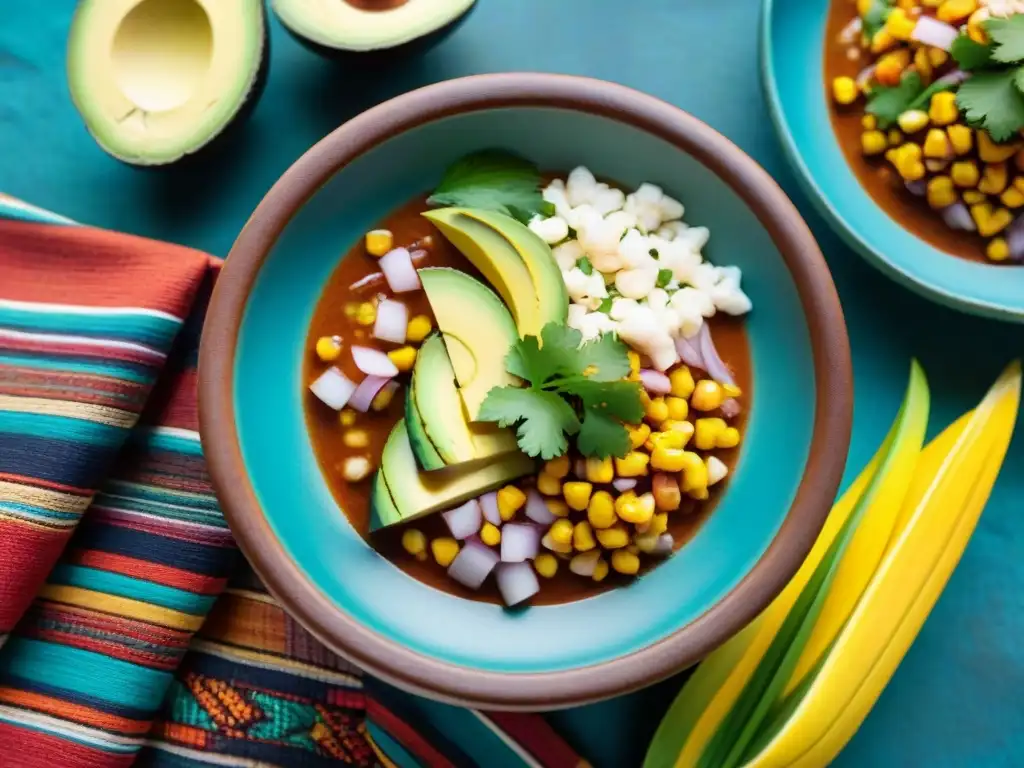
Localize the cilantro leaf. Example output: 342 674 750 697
1015 66 1024 95
657 268 674 288
571 333 632 382
597 297 613 313
957 69 1024 142
427 150 549 224
478 387 580 460
577 411 632 460
504 335 555 385
951 33 994 70
986 15 1024 64
573 379 646 423
866 72 923 129
577 257 593 275
861 0 890 41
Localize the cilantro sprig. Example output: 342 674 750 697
866 72 924 129
478 322 644 460
427 150 554 224
949 16 1024 142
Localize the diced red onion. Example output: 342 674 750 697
856 64 876 89
443 499 482 540
352 346 399 378
905 179 927 197
309 367 356 410
697 323 736 386
347 375 391 412
934 69 969 88
349 272 385 293
495 562 540 606
942 202 976 232
1007 215 1024 262
448 540 499 590
911 17 959 51
652 533 674 556
612 478 638 493
479 491 501 525
675 334 705 370
721 398 742 419
524 489 556 524
573 458 587 479
569 550 600 576
838 16 862 44
409 248 428 263
501 523 541 562
639 369 672 395
373 298 408 344
379 247 421 293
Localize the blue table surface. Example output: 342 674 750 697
2 2 1021 765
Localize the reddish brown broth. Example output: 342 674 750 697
824 1 984 262
303 194 752 605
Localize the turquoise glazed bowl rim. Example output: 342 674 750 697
760 0 1024 322
198 72 853 710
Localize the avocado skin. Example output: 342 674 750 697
405 374 446 471
278 2 476 62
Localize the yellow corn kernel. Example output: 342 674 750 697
856 0 872 13
1001 184 1024 209
951 160 980 188
587 490 617 529
315 335 342 362
922 129 951 160
862 129 888 157
861 114 878 131
928 47 949 67
339 409 357 427
722 383 742 399
928 92 959 127
651 447 691 473
544 455 570 479
592 558 610 582
691 380 725 412
344 302 359 319
342 456 373 482
616 494 654 525
963 190 986 205
649 512 669 537
480 522 501 546
627 350 641 375
431 537 460 567
573 520 597 552
679 452 708 492
536 472 562 496
979 163 1009 195
371 384 397 411
365 229 394 257
652 473 681 511
563 481 593 511
971 203 1013 237
913 47 933 81
947 125 974 156
717 427 742 450
614 451 650 478
690 486 710 501
387 346 417 372
596 524 630 550
885 8 917 40
644 397 670 425
987 237 1011 262
585 456 614 484
831 76 859 105
546 499 570 518
876 52 909 87
887 129 905 147
937 0 978 24
497 485 526 521
659 420 695 447
611 549 641 575
871 28 896 54
627 422 651 449
967 7 990 43
978 131 1021 163
406 314 432 343
355 302 377 326
543 534 573 555
894 146 926 182
694 417 728 451
343 429 369 448
635 531 660 554
534 553 558 578
927 176 956 210
549 518 574 546
669 366 696 398
401 529 427 560
896 109 928 134
665 396 689 421
648 428 687 452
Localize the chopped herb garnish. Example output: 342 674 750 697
957 68 1024 142
866 72 924 129
987 14 1024 64
951 33 994 70
656 268 674 288
649 247 660 259
597 297 614 313
427 149 551 224
577 256 594 275
907 79 960 112
478 322 643 460
861 0 891 41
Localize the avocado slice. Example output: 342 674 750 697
271 0 476 56
369 469 401 530
411 334 519 468
423 209 542 336
67 0 268 166
404 370 446 471
372 421 534 530
460 209 569 328
419 268 517 421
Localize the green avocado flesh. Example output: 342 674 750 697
409 334 518 470
271 0 476 53
67 0 266 165
418 268 518 421
370 421 534 530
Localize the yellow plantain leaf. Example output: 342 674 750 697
743 362 1020 768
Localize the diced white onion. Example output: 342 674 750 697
495 562 540 606
911 16 958 51
352 346 399 378
501 523 541 562
569 550 600 576
612 478 637 493
479 491 501 526
379 247 421 293
347 374 391 413
309 367 356 410
443 499 483 539
373 298 408 343
448 540 499 590
639 369 672 395
523 489 556 524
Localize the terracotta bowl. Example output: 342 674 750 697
199 73 853 710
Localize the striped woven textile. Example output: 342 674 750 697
0 197 588 768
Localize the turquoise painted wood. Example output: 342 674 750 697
2 1 1021 765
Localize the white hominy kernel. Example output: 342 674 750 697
618 229 655 269
591 250 624 273
528 215 569 244
606 209 638 232
610 297 640 321
615 267 658 300
711 281 753 316
649 344 680 372
567 166 599 207
542 182 573 219
566 204 602 231
647 287 670 311
658 220 689 239
672 286 716 318
592 185 626 216
677 225 710 251
343 456 372 482
688 263 719 291
552 240 585 271
634 182 664 205
659 195 685 221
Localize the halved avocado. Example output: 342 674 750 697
272 0 476 57
67 0 268 166
410 333 518 469
419 268 518 421
371 420 534 530
369 469 401 530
